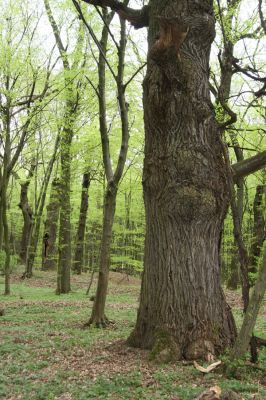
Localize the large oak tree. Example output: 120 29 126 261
81 0 266 359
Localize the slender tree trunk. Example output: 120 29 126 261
42 178 61 270
88 221 101 271
19 162 35 264
214 1 246 292
2 179 10 295
44 0 83 294
86 10 129 324
57 127 73 294
0 208 3 252
9 218 17 255
227 181 244 289
128 1 236 360
87 184 117 326
229 240 266 367
2 98 11 294
24 218 41 277
83 229 89 271
0 169 3 251
19 187 33 265
24 136 59 278
249 185 266 273
73 172 90 274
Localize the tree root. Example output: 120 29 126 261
83 315 115 329
250 335 266 363
254 336 266 347
21 271 33 279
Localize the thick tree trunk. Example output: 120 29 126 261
128 1 236 360
42 178 60 270
249 185 266 273
87 183 117 326
73 172 90 274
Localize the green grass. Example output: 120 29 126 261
0 270 266 400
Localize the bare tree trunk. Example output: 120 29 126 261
57 128 73 294
86 184 117 326
227 181 244 290
83 9 129 325
2 98 11 294
44 0 85 294
214 5 245 291
229 241 266 367
19 161 35 264
42 178 60 270
83 228 89 271
24 135 59 278
249 185 266 274
2 179 10 295
73 172 90 274
0 169 3 251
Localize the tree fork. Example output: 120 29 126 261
82 0 150 29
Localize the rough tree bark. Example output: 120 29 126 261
126 1 237 359
42 178 61 270
73 172 91 274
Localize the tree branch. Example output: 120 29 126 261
124 62 147 90
218 97 237 130
232 59 266 83
232 151 266 182
81 0 150 28
258 0 266 35
44 0 70 70
72 0 117 81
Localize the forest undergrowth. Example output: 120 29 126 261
0 268 266 400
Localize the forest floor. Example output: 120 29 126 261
0 268 266 400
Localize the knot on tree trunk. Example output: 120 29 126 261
149 329 182 363
185 339 215 361
150 17 189 62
